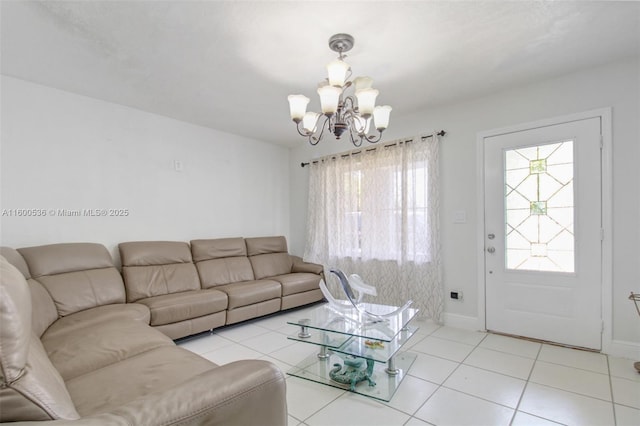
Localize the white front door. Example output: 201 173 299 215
484 117 602 349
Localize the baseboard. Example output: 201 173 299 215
442 312 481 331
603 338 640 360
443 314 639 359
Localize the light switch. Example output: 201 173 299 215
453 209 467 224
173 160 183 172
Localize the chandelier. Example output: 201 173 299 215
287 33 392 147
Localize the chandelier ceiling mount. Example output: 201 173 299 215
328 33 354 57
287 33 392 147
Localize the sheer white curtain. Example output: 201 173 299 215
304 134 443 322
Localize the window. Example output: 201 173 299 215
504 140 575 272
303 133 443 322
305 137 438 265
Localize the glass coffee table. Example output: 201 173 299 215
286 302 418 401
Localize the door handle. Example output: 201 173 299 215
487 247 496 254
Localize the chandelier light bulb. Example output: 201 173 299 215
287 95 310 122
327 59 350 87
354 76 374 92
373 105 392 130
302 112 321 133
317 86 341 115
356 88 379 118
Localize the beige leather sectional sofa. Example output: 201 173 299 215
119 236 324 339
0 236 324 424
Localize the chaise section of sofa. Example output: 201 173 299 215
245 236 324 310
191 237 282 325
119 241 228 339
11 243 169 381
0 247 288 425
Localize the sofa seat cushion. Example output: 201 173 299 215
66 346 216 417
271 273 322 297
138 289 228 326
42 304 151 341
41 317 173 381
216 280 281 309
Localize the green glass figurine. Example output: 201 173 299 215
329 356 376 391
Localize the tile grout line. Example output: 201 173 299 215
448 353 533 382
186 333 238 357
606 355 618 426
511 343 617 408
398 324 445 425
534 353 611 376
354 324 449 422
526 374 617 405
512 342 618 424
508 341 552 426
299 387 347 424
407 332 487 367
409 330 491 424
436 333 545 414
523 381 619 407
218 319 301 358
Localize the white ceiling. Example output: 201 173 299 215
2 1 639 147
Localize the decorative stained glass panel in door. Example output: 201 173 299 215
504 141 575 272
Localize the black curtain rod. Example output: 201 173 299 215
300 130 446 167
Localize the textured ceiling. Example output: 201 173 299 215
1 1 639 146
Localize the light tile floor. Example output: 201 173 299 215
177 305 640 426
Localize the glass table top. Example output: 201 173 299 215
286 302 419 342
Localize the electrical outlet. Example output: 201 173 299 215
450 291 463 301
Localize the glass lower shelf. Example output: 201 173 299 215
333 326 418 363
287 329 351 349
288 326 418 363
287 351 417 402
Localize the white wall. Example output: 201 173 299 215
289 58 640 354
0 76 291 261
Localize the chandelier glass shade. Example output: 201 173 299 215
287 34 392 147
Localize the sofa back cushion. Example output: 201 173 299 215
18 243 125 317
0 246 31 278
245 236 293 280
0 256 79 421
27 280 59 337
191 238 255 288
0 247 58 337
119 241 200 302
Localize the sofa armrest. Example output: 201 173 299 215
291 255 324 275
9 360 287 426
